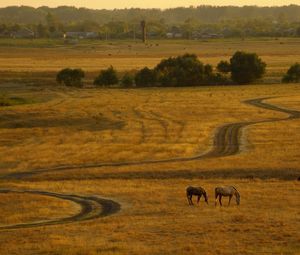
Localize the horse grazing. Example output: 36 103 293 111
186 186 208 206
215 186 240 206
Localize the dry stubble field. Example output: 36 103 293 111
0 39 299 255
0 37 299 83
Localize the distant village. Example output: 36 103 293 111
4 27 226 41
0 6 299 41
0 14 299 41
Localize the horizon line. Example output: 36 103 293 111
0 4 299 11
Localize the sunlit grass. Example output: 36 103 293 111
0 38 299 83
1 179 299 255
0 39 300 255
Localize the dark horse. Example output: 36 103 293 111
215 186 240 206
186 186 208 205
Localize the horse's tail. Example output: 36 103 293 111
215 187 219 199
186 186 191 197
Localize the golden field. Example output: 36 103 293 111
0 38 300 84
0 39 300 255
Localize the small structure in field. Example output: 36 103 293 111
64 32 98 39
11 27 34 39
141 20 146 43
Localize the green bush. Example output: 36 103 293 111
56 68 85 87
135 67 157 87
205 73 231 85
155 54 206 86
94 66 119 86
134 54 231 87
204 64 213 76
121 72 134 87
282 63 300 83
230 51 266 84
217 60 231 73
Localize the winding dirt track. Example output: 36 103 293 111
0 189 120 230
1 96 299 230
3 96 300 181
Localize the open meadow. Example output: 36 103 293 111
0 38 300 84
0 39 300 255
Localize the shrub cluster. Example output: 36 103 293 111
121 72 134 87
56 68 85 87
94 66 118 86
135 67 157 87
282 63 300 83
56 51 270 88
133 54 230 87
217 51 266 84
154 54 225 87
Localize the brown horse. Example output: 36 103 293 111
186 186 208 205
215 186 240 206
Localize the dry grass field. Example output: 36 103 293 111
0 38 300 84
0 39 300 255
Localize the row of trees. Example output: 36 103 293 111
1 19 300 39
1 7 300 39
1 6 300 24
57 52 300 88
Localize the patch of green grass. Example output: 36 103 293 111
0 95 33 106
0 38 65 48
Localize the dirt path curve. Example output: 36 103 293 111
0 189 120 230
0 96 298 230
2 96 300 180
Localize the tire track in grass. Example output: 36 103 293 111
2 97 299 180
0 189 120 230
1 96 299 230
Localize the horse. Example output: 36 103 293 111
186 186 208 206
215 186 240 206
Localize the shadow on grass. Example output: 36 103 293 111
82 168 300 181
0 96 34 107
0 112 125 131
21 168 300 182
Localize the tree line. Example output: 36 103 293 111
56 52 300 88
0 6 300 39
1 5 300 24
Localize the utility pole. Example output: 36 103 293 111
133 24 136 41
141 20 146 43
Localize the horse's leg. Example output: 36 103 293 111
197 194 201 204
190 195 194 205
228 195 232 206
215 194 218 206
187 194 191 205
219 195 222 206
187 195 193 205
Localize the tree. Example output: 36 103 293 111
296 27 300 37
282 63 300 83
141 20 146 43
36 23 48 38
135 67 157 87
56 68 85 87
121 73 134 87
94 66 119 86
154 54 205 86
0 24 7 34
217 60 231 73
46 12 57 33
204 64 213 76
230 51 266 84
